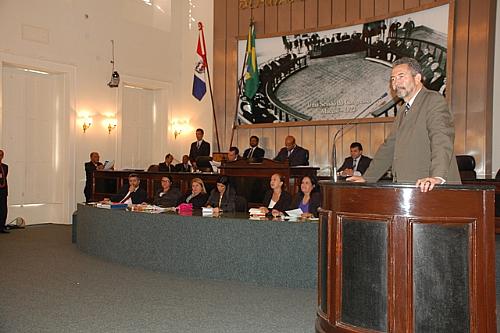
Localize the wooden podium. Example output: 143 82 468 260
316 182 496 333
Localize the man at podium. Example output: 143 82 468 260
348 57 460 192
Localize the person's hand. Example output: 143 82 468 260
301 212 313 219
346 175 366 182
212 207 220 214
416 177 442 192
97 165 104 170
101 198 111 204
259 207 269 214
341 168 354 177
271 209 281 218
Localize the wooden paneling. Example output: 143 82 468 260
389 0 404 12
277 2 292 33
315 126 331 171
370 123 387 155
213 1 227 150
213 0 497 176
466 0 495 176
291 0 306 31
404 0 420 9
265 5 279 34
357 123 372 157
451 0 468 155
238 7 251 37
252 6 266 35
304 0 319 29
361 0 375 18
332 0 346 26
262 127 276 158
374 0 389 16
302 126 316 165
346 0 361 22
318 0 332 27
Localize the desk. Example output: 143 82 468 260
74 204 318 288
91 161 319 205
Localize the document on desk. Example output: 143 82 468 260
285 208 303 217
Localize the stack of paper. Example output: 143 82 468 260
248 208 265 217
202 207 214 216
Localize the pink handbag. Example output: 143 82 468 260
177 203 193 214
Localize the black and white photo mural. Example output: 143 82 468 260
237 4 449 125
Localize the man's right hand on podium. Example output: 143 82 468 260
346 176 366 183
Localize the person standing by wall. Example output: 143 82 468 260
0 150 9 233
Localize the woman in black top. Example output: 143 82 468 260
206 176 236 213
153 175 182 207
181 178 209 209
290 175 321 218
259 173 292 216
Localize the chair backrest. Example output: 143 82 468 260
495 169 500 181
196 156 213 172
456 155 476 181
147 164 159 172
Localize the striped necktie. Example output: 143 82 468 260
404 102 411 116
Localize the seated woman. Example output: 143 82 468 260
290 175 321 218
206 176 236 213
181 177 209 209
153 175 182 207
259 173 292 216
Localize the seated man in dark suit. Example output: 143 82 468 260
110 173 147 204
84 152 104 202
158 153 176 172
274 135 309 166
175 155 192 172
242 135 265 160
338 142 372 177
188 128 211 169
226 146 241 162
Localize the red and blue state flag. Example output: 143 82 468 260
192 23 207 101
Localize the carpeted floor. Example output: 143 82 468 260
0 225 316 333
1 225 499 333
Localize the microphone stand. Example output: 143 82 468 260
331 92 388 182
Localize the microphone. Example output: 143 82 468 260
371 96 402 117
331 92 388 182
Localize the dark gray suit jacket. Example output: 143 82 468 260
364 88 461 184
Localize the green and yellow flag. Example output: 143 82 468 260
244 23 259 100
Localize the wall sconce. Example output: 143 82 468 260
107 119 117 134
82 118 92 133
172 119 189 140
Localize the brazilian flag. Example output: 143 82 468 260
244 23 259 100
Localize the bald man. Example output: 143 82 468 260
274 135 309 166
348 57 460 192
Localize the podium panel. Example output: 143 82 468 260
316 182 496 333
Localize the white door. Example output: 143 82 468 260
121 85 156 170
2 65 66 224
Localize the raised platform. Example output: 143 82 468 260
74 204 318 289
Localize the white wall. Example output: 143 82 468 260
0 0 214 213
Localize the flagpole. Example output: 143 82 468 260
198 22 221 153
229 28 251 148
229 17 254 148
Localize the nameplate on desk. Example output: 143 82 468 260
96 203 128 209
